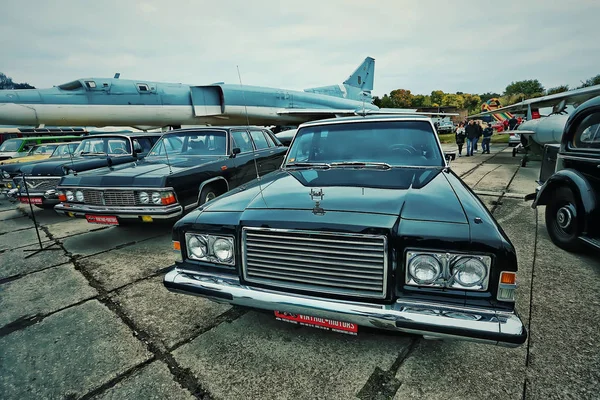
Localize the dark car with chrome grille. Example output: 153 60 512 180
11 133 162 208
54 127 287 225
163 115 527 347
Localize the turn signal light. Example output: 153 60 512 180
173 240 182 262
173 241 181 251
58 193 67 202
500 272 516 284
161 192 176 205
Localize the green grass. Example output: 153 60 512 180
437 133 509 144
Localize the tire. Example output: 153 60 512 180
199 184 219 205
544 187 583 252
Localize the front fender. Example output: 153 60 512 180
532 169 596 229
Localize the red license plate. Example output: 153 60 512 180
19 197 43 204
85 215 119 225
274 311 358 335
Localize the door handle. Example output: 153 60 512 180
269 150 275 154
254 153 259 157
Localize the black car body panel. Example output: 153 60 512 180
55 127 287 224
531 97 600 251
163 116 526 346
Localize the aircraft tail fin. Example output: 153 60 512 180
343 57 375 93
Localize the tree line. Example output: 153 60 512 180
373 74 600 114
0 73 35 89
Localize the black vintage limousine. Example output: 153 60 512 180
55 127 287 225
163 115 527 347
528 96 600 252
11 132 162 208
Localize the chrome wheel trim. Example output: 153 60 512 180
556 205 573 230
205 191 216 203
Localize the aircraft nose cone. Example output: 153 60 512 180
0 103 38 125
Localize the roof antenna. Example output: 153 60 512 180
237 65 261 183
161 137 173 175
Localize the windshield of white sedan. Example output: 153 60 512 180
286 121 443 168
29 144 58 155
0 139 23 152
74 137 131 156
50 143 79 158
147 131 227 157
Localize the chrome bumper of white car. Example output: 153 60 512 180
55 202 184 220
164 268 527 347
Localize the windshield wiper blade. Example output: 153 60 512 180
286 162 331 170
330 161 392 169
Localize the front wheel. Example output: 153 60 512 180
545 187 583 252
199 185 219 205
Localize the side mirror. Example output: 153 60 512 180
231 147 241 158
444 152 456 164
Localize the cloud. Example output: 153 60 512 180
0 0 599 96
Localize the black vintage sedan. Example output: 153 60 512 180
11 132 162 208
163 115 527 347
529 96 600 252
55 127 287 225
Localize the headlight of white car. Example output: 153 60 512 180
406 250 491 291
185 233 235 266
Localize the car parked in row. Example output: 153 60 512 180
163 115 527 347
54 127 287 225
11 132 161 208
0 135 81 160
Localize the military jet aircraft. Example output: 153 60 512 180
0 57 454 130
469 84 600 157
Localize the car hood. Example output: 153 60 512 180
59 156 225 187
19 155 135 176
207 168 467 224
0 154 50 165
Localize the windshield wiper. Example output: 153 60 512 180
286 162 331 170
330 161 392 170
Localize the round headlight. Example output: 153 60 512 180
75 190 84 202
138 191 149 204
66 190 74 201
151 192 162 205
212 238 233 262
408 255 442 284
2 171 10 179
188 235 207 259
452 258 487 287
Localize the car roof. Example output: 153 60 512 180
81 132 162 139
298 114 432 128
166 127 269 134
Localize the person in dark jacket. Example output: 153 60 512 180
482 123 494 154
455 123 466 156
509 116 518 130
473 121 483 153
465 120 478 156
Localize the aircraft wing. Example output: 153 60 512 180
469 84 600 118
277 108 458 117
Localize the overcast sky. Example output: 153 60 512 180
1 0 599 96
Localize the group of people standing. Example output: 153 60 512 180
454 120 493 156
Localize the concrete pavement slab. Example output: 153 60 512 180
0 300 152 400
523 214 600 400
472 164 519 192
506 161 540 196
0 200 17 211
112 276 231 350
79 234 172 291
0 263 97 327
0 243 70 280
393 198 535 400
0 227 51 251
0 216 30 234
0 208 23 221
92 361 194 400
62 224 170 258
45 217 107 239
460 163 502 188
173 311 413 400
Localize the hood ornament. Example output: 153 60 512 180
310 188 325 215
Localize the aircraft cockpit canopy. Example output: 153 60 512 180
58 80 84 91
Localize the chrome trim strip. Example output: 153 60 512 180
54 202 183 219
557 154 600 163
241 227 388 299
163 269 526 347
57 185 177 191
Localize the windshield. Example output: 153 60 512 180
0 139 23 152
147 130 227 157
29 144 59 155
50 143 79 158
74 137 131 156
285 121 443 168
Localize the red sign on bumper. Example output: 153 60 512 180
274 311 358 335
85 215 119 225
19 197 43 205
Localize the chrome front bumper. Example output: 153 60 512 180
55 202 183 220
164 268 527 347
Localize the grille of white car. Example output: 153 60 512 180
242 227 387 299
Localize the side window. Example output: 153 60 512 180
250 130 269 150
231 130 253 153
572 112 600 149
263 130 276 147
134 138 153 153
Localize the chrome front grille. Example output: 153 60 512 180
242 228 387 299
82 189 137 206
16 177 61 193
